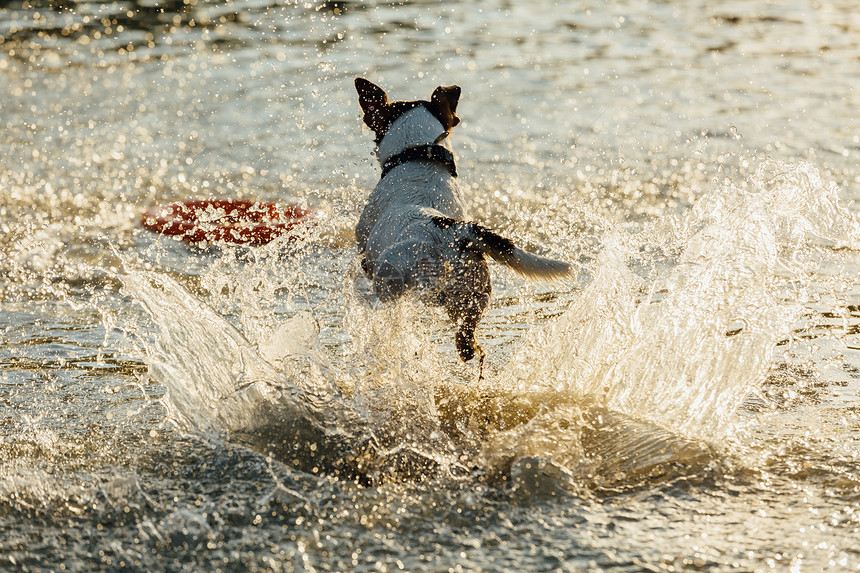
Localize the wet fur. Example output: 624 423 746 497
354 78 570 362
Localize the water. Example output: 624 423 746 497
3 0 860 570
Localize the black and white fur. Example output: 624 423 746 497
354 78 570 363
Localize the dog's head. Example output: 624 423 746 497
355 78 461 145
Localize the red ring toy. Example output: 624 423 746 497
140 199 314 246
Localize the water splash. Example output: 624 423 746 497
502 160 859 440
122 269 370 479
121 160 859 489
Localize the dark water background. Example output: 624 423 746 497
2 1 860 571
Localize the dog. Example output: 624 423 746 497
354 78 570 365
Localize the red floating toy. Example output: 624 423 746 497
140 199 314 246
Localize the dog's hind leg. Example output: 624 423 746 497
444 251 491 363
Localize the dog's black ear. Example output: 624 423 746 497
431 85 461 130
355 78 388 114
355 78 391 134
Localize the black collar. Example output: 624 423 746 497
380 144 458 179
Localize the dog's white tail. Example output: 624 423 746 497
433 216 571 279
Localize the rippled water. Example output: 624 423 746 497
3 1 860 571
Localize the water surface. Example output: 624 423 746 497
2 1 860 571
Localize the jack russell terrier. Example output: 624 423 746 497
354 78 570 364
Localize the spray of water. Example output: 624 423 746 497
123 159 859 487
503 160 858 439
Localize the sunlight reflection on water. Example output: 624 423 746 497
2 1 860 570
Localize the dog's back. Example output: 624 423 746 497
355 105 467 262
